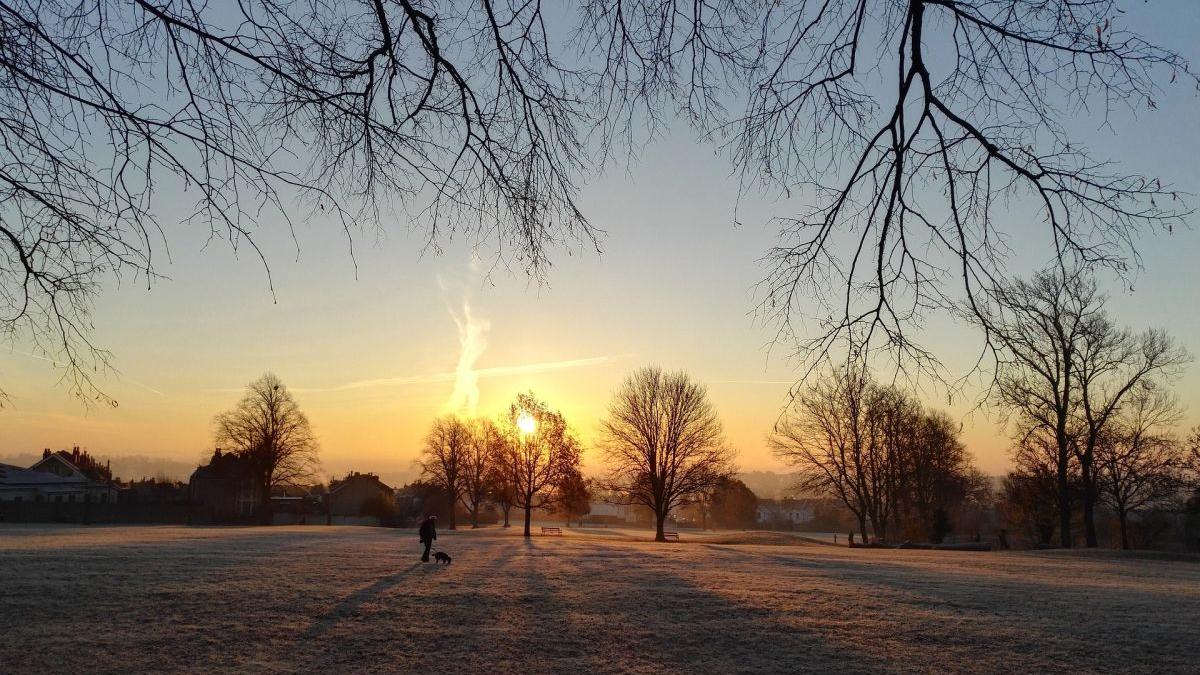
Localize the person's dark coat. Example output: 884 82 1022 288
419 518 437 544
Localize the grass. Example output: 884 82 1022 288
1 524 1197 674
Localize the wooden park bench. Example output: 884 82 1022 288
663 531 679 541
541 526 562 536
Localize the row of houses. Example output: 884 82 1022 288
1 446 810 529
187 449 397 523
0 448 119 505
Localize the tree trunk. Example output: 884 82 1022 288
259 480 273 525
471 504 479 529
1118 511 1131 550
502 504 511 527
1057 455 1072 548
1081 465 1099 548
523 504 532 537
857 515 868 545
654 511 666 542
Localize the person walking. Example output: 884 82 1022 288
419 515 437 562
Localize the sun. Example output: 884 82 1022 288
516 411 537 435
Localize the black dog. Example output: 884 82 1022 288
432 551 452 565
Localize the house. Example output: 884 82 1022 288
328 472 394 517
0 448 119 504
270 484 325 516
756 499 816 528
584 493 647 525
586 499 637 524
189 449 260 521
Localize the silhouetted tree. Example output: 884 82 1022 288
213 373 319 522
999 468 1061 548
486 456 519 529
774 366 977 543
420 415 471 530
6 1 1191 405
552 468 592 527
599 367 736 542
1186 427 1200 492
1003 422 1083 547
497 392 581 538
898 411 979 542
0 0 600 404
773 366 897 542
1097 389 1185 550
706 478 759 530
971 270 1101 547
397 480 452 523
1074 323 1189 546
460 419 500 528
976 269 1189 546
583 0 1194 378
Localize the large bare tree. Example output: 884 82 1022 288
5 1 1193 405
419 415 471 530
600 367 736 542
976 269 1188 546
1 0 598 404
1096 388 1184 550
213 372 319 520
772 366 878 541
498 392 581 538
459 418 501 529
971 269 1101 547
1073 324 1188 546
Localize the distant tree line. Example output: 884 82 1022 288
772 367 989 545
771 268 1199 550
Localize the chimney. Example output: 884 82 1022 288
43 448 51 459
72 446 81 464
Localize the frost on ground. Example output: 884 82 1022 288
1 525 1197 674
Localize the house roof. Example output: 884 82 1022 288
330 472 392 495
0 465 89 487
191 451 256 481
29 453 86 478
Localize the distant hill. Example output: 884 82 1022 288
738 470 801 500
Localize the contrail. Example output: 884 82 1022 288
224 355 629 395
11 350 164 396
446 299 490 413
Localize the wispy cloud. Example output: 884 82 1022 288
280 355 628 394
707 379 795 385
11 351 164 396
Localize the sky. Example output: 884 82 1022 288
2 1 1199 483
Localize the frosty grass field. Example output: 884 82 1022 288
1 525 1197 674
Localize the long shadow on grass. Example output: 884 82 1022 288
508 538 886 674
301 563 424 641
296 539 526 672
697 544 1200 674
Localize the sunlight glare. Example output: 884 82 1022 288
516 411 537 435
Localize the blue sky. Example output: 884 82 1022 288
2 1 1198 479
